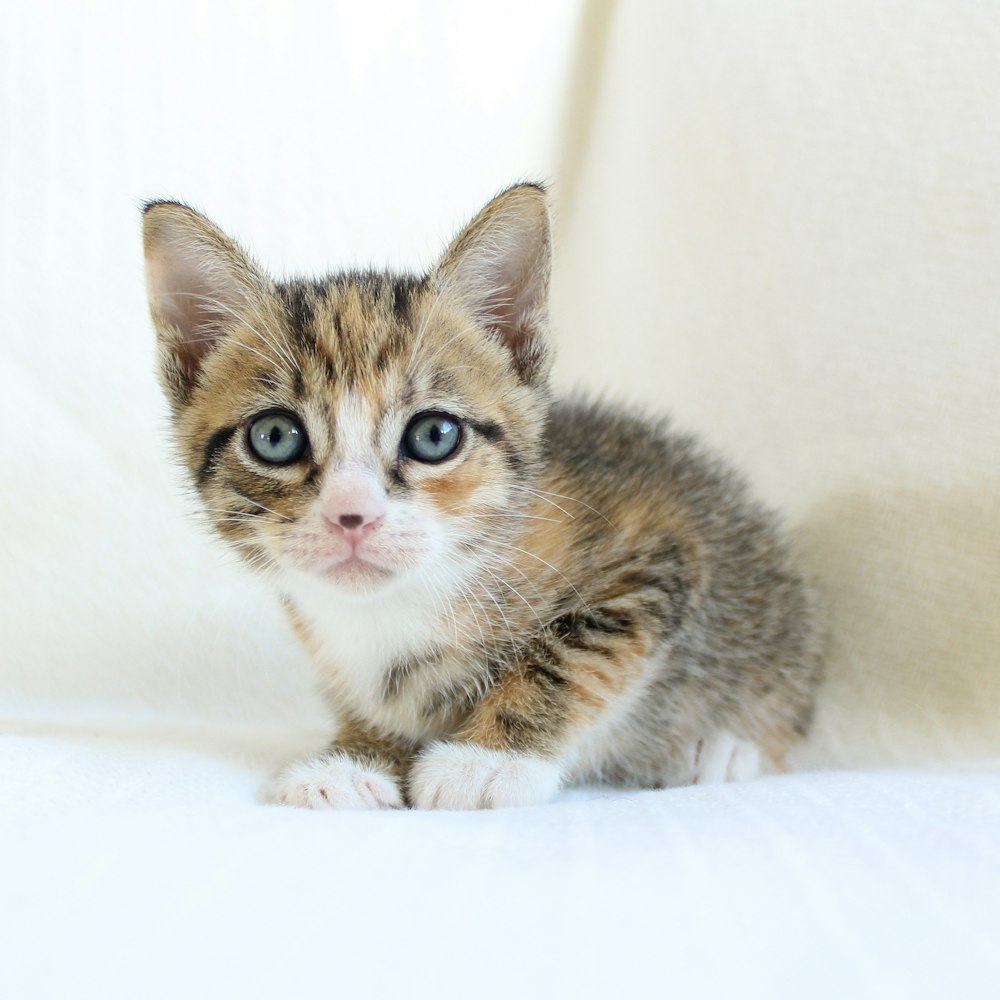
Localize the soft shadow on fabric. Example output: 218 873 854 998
789 487 1000 770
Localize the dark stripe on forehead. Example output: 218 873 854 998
391 280 411 323
374 327 409 374
198 425 237 484
279 283 315 345
314 346 337 384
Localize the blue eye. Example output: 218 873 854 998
248 411 308 464
403 413 462 463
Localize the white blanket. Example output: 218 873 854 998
3 728 999 999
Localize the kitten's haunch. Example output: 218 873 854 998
143 184 823 810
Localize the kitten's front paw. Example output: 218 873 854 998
268 754 403 810
409 743 561 810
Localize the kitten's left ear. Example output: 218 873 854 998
432 183 552 385
143 201 271 408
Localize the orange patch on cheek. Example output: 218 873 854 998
420 456 490 514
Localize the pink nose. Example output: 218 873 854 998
320 474 387 542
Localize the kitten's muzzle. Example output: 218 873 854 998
322 512 385 551
319 471 388 546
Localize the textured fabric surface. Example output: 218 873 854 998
2 2 1000 997
3 729 1000 1000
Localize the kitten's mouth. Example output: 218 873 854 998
282 529 427 591
315 554 396 587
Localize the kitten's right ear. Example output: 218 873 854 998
432 183 552 386
143 201 270 406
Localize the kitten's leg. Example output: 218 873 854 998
409 603 673 810
268 717 414 810
689 731 763 784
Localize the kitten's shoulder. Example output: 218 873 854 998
541 395 787 555
544 396 733 488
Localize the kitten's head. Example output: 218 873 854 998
143 185 552 597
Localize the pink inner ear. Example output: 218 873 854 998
147 252 224 368
438 191 551 379
471 230 549 379
145 216 260 379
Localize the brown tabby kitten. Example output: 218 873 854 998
143 184 822 810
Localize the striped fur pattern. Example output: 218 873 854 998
143 184 823 809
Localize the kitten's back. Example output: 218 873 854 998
537 398 823 784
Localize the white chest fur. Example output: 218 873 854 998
281 566 466 739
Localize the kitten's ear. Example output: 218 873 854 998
432 183 552 385
143 201 270 406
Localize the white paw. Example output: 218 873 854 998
691 731 762 784
268 754 403 810
409 743 561 810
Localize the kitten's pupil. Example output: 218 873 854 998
269 427 282 445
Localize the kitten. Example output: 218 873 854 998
143 184 823 810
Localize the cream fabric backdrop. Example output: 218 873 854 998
551 0 1000 769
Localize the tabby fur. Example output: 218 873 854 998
143 184 823 809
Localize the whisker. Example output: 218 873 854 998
479 564 545 630
199 498 294 523
504 485 576 520
444 511 563 524
233 496 293 521
159 290 299 374
508 484 615 526
182 287 301 373
436 551 502 654
472 577 519 649
489 539 593 614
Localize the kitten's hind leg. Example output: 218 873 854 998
267 716 414 811
689 731 763 785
